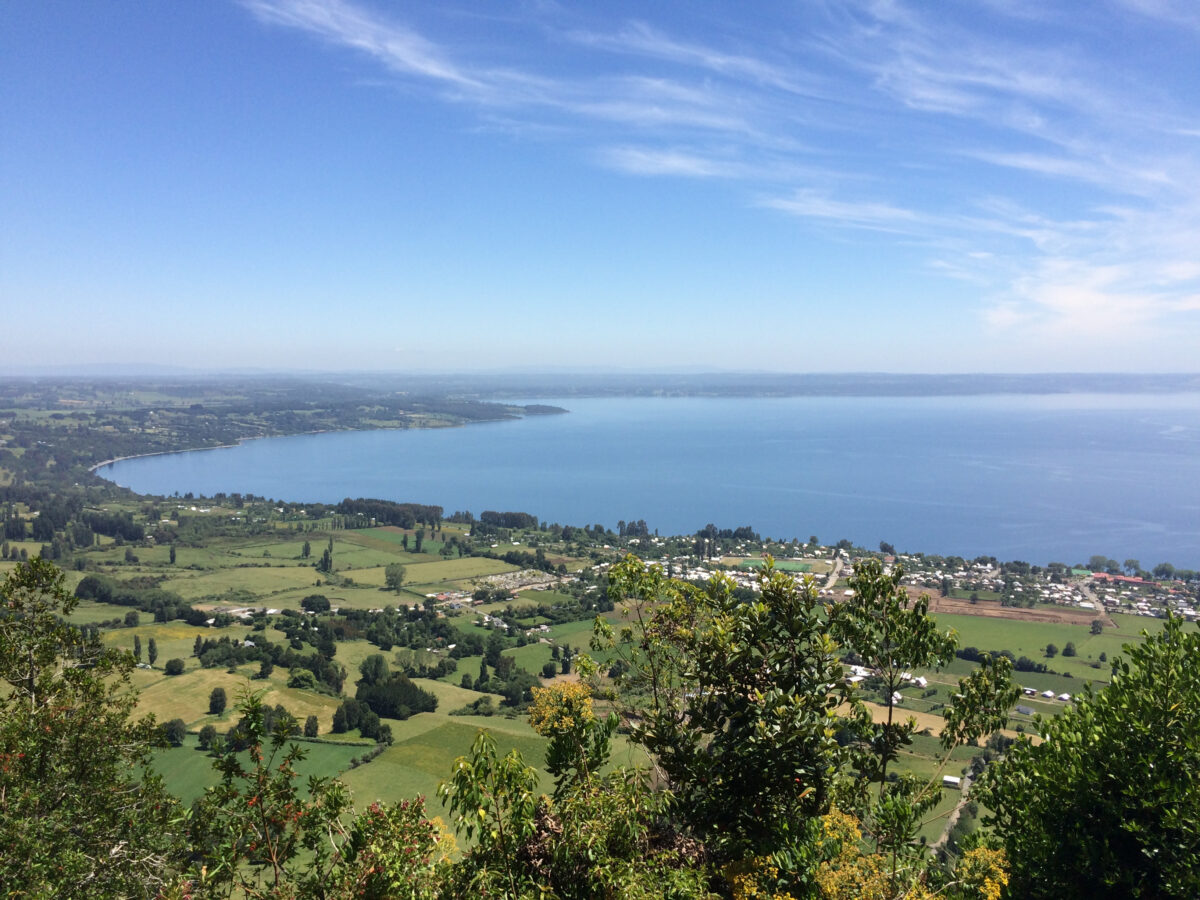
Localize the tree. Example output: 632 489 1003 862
164 657 185 675
198 723 218 750
359 652 390 686
596 555 854 866
978 616 1200 898
301 593 330 613
301 539 311 559
163 717 187 746
384 562 407 592
148 636 158 666
134 633 142 661
1062 641 1076 657
837 559 956 791
1045 643 1058 658
186 688 457 897
257 658 274 679
0 559 179 895
124 609 140 627
209 686 228 715
304 714 319 738
287 668 317 690
439 730 539 897
356 708 379 740
1091 618 1105 635
169 543 176 564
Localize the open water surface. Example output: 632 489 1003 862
99 394 1200 568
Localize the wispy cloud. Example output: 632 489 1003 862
597 147 738 179
760 190 929 233
243 0 477 87
243 0 1200 354
567 21 827 99
1113 0 1200 31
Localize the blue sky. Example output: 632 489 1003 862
3 0 1199 373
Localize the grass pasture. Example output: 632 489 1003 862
125 663 344 733
403 556 517 584
474 598 540 616
501 617 606 674
339 715 550 809
932 607 1197 686
152 734 370 805
105 621 215 668
736 558 812 573
287 584 395 612
68 598 138 625
161 565 322 601
513 588 575 608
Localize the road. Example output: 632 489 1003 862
824 556 844 591
930 770 975 853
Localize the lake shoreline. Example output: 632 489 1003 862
96 395 1200 569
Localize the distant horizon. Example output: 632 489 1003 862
4 366 1200 379
5 369 1200 402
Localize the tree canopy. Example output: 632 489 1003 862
978 615 1200 898
0 558 179 897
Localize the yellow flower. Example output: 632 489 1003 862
529 682 595 736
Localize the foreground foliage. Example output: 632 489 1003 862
977 614 1200 898
5 556 1197 897
0 559 179 898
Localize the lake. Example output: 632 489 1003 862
98 394 1200 568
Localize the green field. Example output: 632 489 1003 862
403 557 518 584
933 609 1195 685
501 617 605 674
737 559 812 573
152 734 371 805
161 565 323 601
339 711 550 809
124 663 344 731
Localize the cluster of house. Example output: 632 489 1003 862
893 555 1197 621
1021 686 1072 702
475 610 553 639
844 663 929 700
1089 573 1197 620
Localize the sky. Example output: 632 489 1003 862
3 0 1200 374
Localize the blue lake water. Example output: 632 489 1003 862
98 394 1200 568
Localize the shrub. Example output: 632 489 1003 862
164 658 185 676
